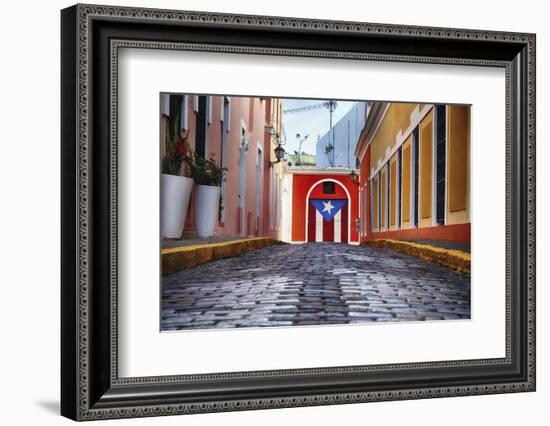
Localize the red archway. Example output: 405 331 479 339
305 179 351 243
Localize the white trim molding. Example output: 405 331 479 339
285 166 357 176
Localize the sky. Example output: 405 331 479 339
280 99 357 156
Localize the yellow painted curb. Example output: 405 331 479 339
363 239 470 273
162 238 284 275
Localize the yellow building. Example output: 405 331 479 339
355 102 470 244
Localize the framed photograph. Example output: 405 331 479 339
61 4 536 421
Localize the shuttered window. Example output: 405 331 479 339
435 105 447 225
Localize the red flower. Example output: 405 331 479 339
172 135 188 161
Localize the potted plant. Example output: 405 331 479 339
186 151 227 238
160 114 194 239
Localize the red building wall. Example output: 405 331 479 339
291 173 359 243
371 223 471 244
359 144 371 243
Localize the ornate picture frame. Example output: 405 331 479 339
61 4 535 421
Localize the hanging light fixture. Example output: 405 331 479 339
270 143 286 166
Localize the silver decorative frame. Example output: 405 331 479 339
61 4 535 421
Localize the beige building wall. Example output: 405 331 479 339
370 103 418 170
446 105 470 225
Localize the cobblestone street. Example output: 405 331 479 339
162 243 470 330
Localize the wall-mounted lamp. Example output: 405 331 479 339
270 143 286 166
349 169 359 184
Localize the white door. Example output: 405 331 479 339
255 146 263 235
238 129 247 235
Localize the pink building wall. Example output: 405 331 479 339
170 95 271 238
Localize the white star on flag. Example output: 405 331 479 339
322 200 334 214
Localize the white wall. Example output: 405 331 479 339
280 172 294 242
0 0 547 425
316 102 367 168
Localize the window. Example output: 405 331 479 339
219 97 230 223
372 175 379 232
195 96 207 159
168 94 183 123
397 147 402 228
390 158 396 227
386 165 390 229
420 111 434 222
167 94 183 141
323 181 336 194
402 140 411 224
435 104 447 225
165 95 183 171
381 168 387 229
413 126 419 227
378 173 381 231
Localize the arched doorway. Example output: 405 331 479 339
305 179 351 243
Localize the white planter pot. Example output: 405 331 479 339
194 184 220 238
160 174 194 238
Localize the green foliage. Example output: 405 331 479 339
293 150 301 165
185 151 228 186
162 109 190 176
325 143 335 167
219 194 224 221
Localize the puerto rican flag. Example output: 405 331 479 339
308 199 348 243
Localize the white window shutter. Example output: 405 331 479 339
181 95 188 129
160 94 169 115
226 97 231 132
193 95 198 112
